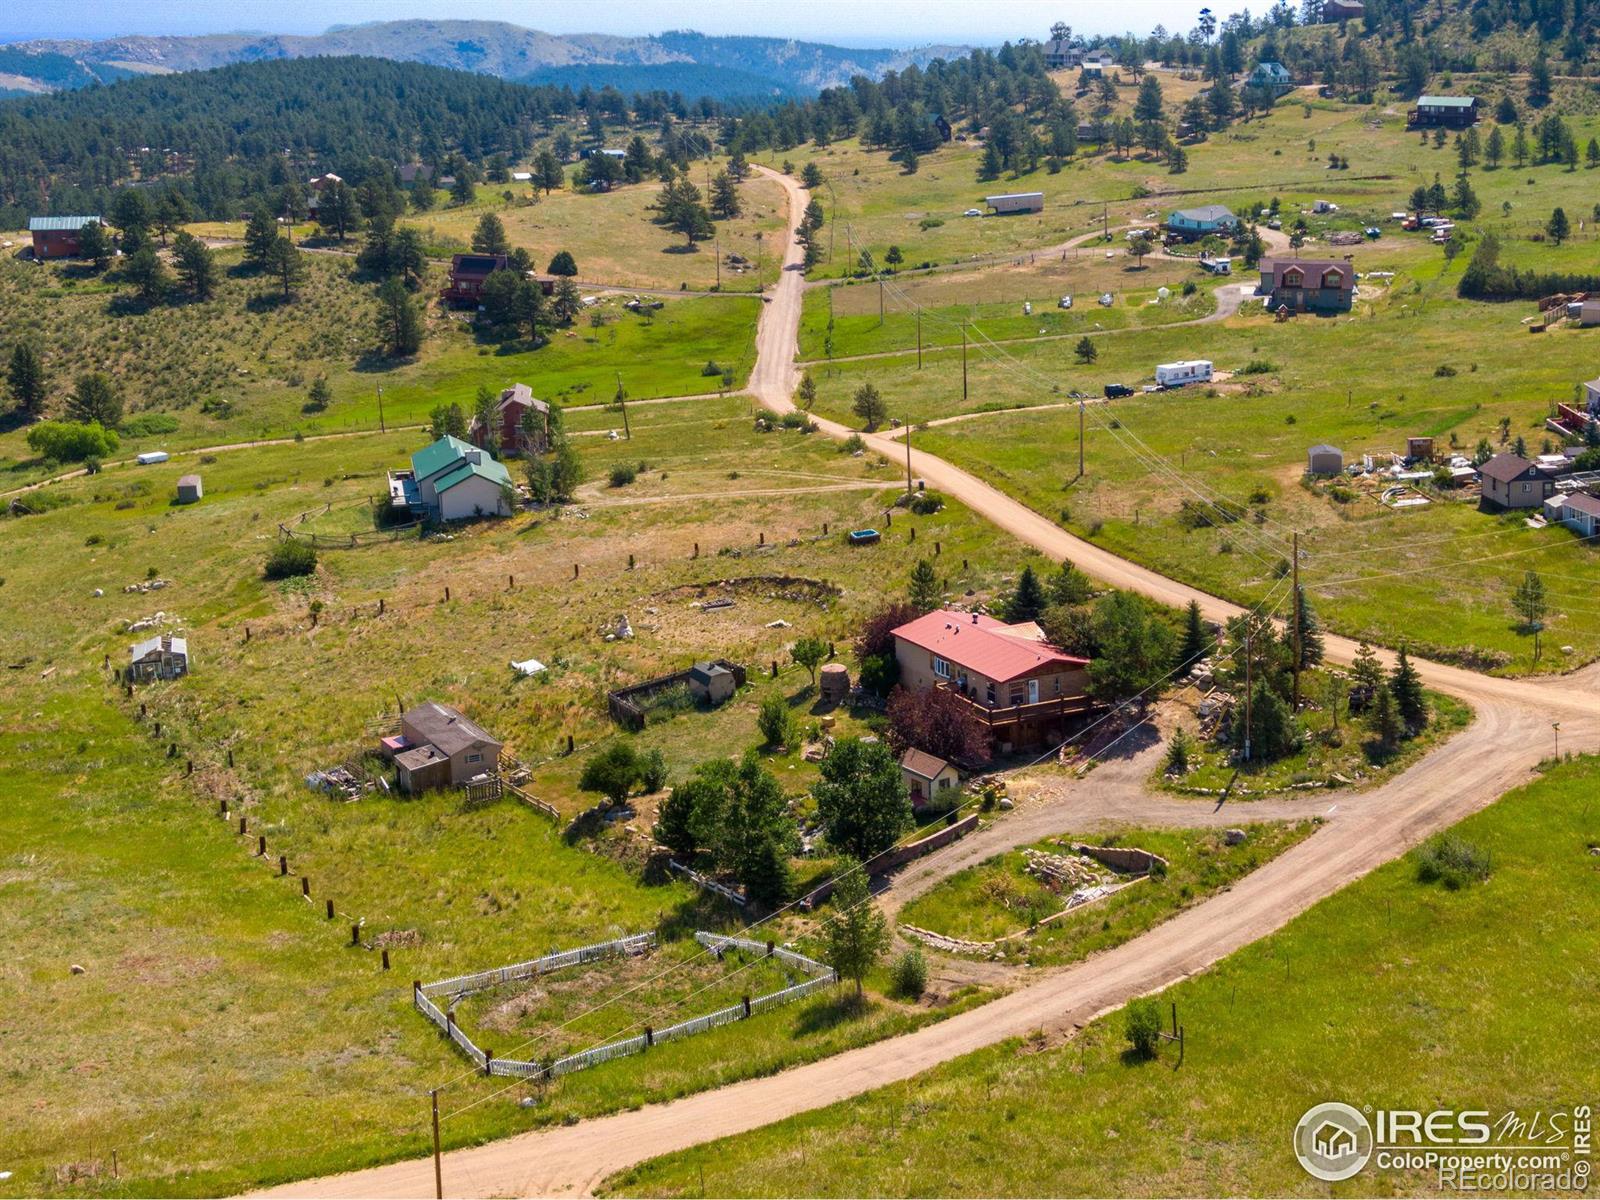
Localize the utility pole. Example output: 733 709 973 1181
754 232 763 292
1243 632 1253 763
1291 531 1302 712
1078 398 1085 479
714 229 720 290
376 384 386 433
961 324 968 401
430 1090 443 1200
916 309 923 369
615 372 630 440
1103 203 1109 241
905 421 913 496
878 277 885 326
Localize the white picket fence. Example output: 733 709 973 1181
418 932 656 999
415 929 838 1081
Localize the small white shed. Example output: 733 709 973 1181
1154 360 1213 387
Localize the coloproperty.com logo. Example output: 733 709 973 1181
1294 1102 1593 1192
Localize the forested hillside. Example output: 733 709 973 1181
0 57 725 227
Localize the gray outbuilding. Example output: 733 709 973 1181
1307 444 1343 475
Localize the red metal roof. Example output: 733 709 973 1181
891 610 1088 683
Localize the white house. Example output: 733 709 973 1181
1546 492 1600 537
393 435 514 521
1155 360 1214 387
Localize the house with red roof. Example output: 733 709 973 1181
890 609 1094 750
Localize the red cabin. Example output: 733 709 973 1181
29 216 102 259
441 253 510 305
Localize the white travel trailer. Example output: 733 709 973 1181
1154 360 1214 387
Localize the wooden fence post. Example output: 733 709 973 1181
278 855 287 876
239 816 247 835
910 526 916 542
935 541 941 556
326 899 335 920
379 598 385 615
573 563 579 579
351 923 361 947
823 522 829 535
742 994 752 1018
227 749 234 768
693 542 699 558
644 1025 654 1047
483 1049 493 1076
444 586 450 602
628 553 635 569
381 948 391 971
257 835 266 856
301 876 310 897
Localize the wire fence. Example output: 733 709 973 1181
415 929 836 1082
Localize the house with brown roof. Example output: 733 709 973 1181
1479 453 1553 509
891 610 1093 750
1259 257 1356 313
1321 0 1365 19
386 701 502 794
441 252 510 305
900 748 961 811
469 383 550 456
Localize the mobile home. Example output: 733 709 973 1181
1154 360 1214 387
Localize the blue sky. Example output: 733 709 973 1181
6 0 1203 45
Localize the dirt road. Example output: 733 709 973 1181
256 165 1600 1200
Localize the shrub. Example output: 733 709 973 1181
579 743 641 805
1238 359 1277 375
841 433 866 454
26 421 119 463
263 539 317 580
908 491 944 515
756 692 796 749
700 360 724 377
890 947 928 999
638 747 669 792
119 412 181 438
918 216 945 230
1414 833 1492 889
1434 364 1458 377
608 462 638 488
1124 996 1163 1058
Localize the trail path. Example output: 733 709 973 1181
254 165 1600 1200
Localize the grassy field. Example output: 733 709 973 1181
390 162 790 293
0 249 761 486
898 821 1316 958
605 753 1600 1198
797 245 1600 672
0 401 1047 1195
799 255 1217 362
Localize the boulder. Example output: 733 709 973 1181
1224 828 1247 845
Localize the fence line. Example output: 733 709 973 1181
415 928 837 1081
669 859 747 907
418 932 656 999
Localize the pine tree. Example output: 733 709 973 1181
243 208 278 269
851 382 887 429
1547 207 1571 244
76 220 112 270
66 372 122 427
1350 640 1384 698
907 558 941 611
264 236 304 300
1293 587 1324 668
1370 682 1403 753
1005 565 1047 623
796 373 817 410
709 170 742 219
6 342 47 416
1389 646 1427 731
1180 598 1211 666
172 231 217 300
1075 336 1098 364
376 276 423 357
471 213 509 255
1241 680 1298 762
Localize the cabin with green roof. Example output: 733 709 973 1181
388 435 514 522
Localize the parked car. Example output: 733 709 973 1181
1104 383 1135 398
1058 294 1073 309
963 208 982 217
1098 292 1114 306
1267 218 1283 230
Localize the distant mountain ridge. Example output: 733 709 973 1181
0 20 969 100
